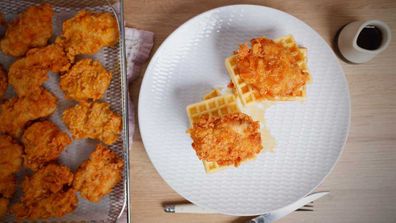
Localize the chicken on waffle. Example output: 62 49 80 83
187 94 262 173
225 35 311 105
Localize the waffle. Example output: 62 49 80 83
202 89 221 100
186 94 240 173
225 35 311 105
186 94 239 126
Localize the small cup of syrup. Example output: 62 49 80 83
337 20 391 63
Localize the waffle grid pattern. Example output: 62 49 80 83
186 94 239 125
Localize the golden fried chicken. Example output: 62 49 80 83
56 10 119 60
9 44 70 96
0 88 57 137
73 144 123 202
233 37 310 100
0 136 21 219
62 102 122 144
22 121 72 171
0 135 22 178
0 175 16 199
0 3 53 57
12 188 77 220
60 59 112 101
188 113 263 167
20 163 73 204
0 198 8 218
0 65 7 99
11 163 76 219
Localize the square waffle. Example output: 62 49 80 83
225 35 311 105
186 94 240 173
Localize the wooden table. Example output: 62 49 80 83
125 0 396 222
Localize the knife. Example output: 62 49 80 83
248 192 329 223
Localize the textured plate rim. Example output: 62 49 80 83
138 4 351 216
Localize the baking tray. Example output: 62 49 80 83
0 0 130 222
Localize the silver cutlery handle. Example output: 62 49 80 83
248 214 272 223
164 204 218 214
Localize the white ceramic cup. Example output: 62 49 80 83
337 20 391 63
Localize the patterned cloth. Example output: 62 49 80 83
125 27 154 144
120 27 154 222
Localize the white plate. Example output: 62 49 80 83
138 5 350 216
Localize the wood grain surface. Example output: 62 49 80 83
124 0 396 222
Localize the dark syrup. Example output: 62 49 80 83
356 25 382 50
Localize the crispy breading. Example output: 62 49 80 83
11 164 76 219
188 113 262 167
60 58 112 101
0 3 53 57
0 135 22 178
0 198 8 218
0 136 21 219
233 37 310 100
56 10 119 60
20 163 73 204
22 121 72 171
73 144 123 202
0 65 7 99
0 88 57 137
11 188 77 220
0 175 16 199
62 102 122 145
9 44 70 96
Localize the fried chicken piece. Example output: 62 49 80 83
0 136 21 219
0 88 57 137
233 37 310 100
0 175 17 219
0 198 8 218
60 59 112 101
56 10 119 60
0 175 16 199
62 102 122 144
11 188 77 220
0 65 7 99
0 136 21 218
0 3 53 57
0 135 22 178
20 163 73 204
8 44 70 96
188 113 263 167
11 164 76 220
73 144 123 202
22 121 72 171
